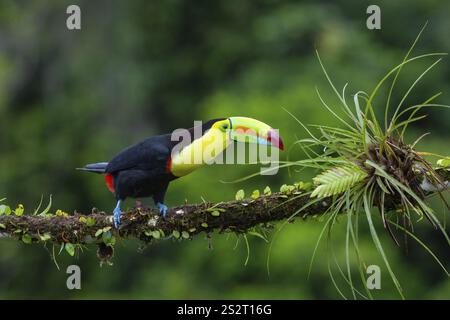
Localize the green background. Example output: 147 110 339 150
0 0 449 299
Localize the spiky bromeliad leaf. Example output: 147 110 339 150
311 166 367 198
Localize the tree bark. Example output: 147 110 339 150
0 170 446 247
0 191 329 245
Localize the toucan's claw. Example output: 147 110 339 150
113 200 122 228
156 202 168 218
113 208 122 228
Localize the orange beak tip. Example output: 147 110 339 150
268 129 284 151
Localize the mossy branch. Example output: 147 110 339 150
0 170 446 252
0 175 447 248
0 191 332 245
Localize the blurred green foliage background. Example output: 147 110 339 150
0 0 449 299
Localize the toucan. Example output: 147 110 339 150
78 117 284 227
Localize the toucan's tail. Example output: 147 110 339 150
77 162 109 173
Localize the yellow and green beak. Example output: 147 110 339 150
228 116 284 150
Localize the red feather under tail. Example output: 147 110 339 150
105 174 115 193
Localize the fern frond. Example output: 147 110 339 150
311 166 367 198
436 158 450 168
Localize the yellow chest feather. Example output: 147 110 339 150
170 129 230 177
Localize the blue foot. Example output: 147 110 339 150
156 202 168 218
113 200 122 228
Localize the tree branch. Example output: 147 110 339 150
0 171 446 251
0 192 330 245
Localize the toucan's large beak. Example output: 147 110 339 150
228 117 284 151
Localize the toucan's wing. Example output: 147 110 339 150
105 135 171 174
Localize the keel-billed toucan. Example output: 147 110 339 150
78 117 284 227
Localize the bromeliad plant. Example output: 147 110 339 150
284 25 450 299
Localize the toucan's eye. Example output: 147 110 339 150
222 123 229 130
